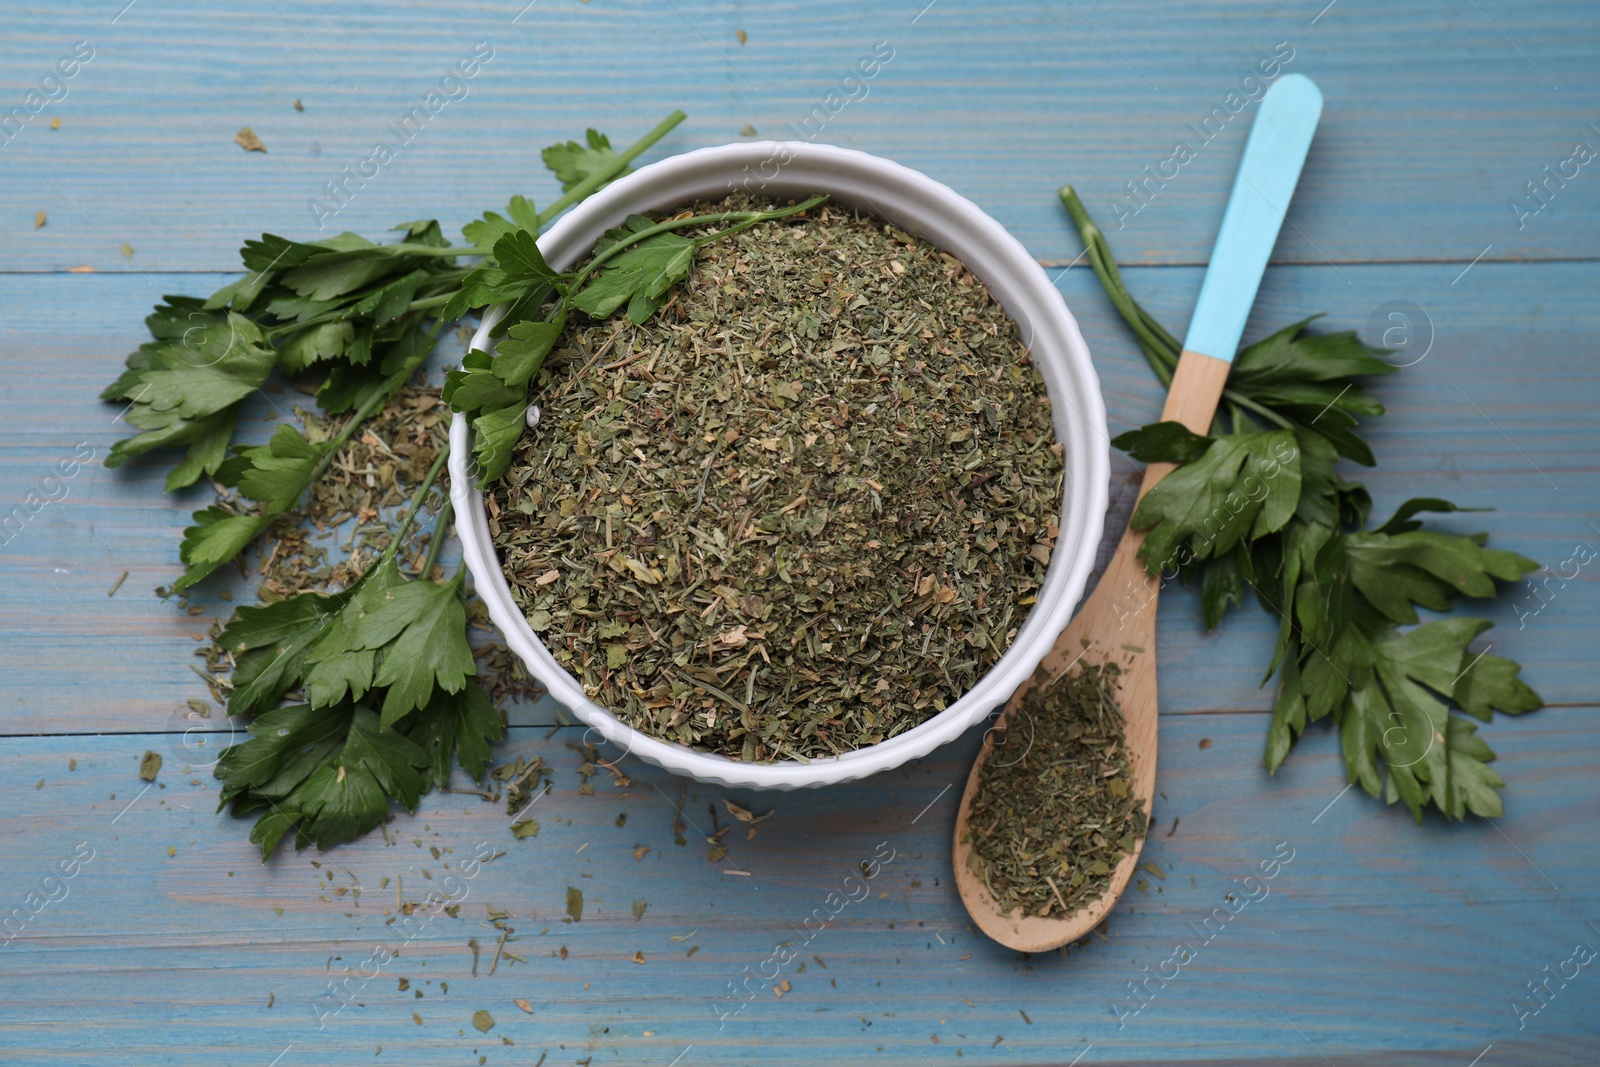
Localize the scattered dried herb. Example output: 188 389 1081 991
487 199 1062 760
565 887 583 922
495 755 548 815
234 127 266 153
723 799 772 824
511 819 539 839
964 663 1145 918
472 1009 494 1033
138 751 162 781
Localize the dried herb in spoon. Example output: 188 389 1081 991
964 663 1146 918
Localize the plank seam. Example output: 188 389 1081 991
5 255 1600 278
5 703 1596 739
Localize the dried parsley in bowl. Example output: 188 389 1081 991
485 198 1062 761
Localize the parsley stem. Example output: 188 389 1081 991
687 193 832 247
1056 188 1184 367
407 292 456 312
536 110 688 227
309 379 395 487
1221 389 1294 429
1060 186 1295 434
419 499 454 579
1058 186 1182 385
564 194 829 294
383 443 452 568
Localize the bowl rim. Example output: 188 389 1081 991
449 139 1108 789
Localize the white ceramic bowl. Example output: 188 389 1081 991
450 141 1108 790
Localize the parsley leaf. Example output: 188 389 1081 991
224 549 476 731
1118 428 1301 570
1111 421 1211 464
301 556 408 708
1344 528 1536 623
349 570 476 728
468 402 528 485
173 508 276 596
542 128 631 192
463 194 539 249
1453 648 1541 720
173 405 372 592
439 229 560 324
101 311 275 490
493 314 566 388
1335 619 1512 821
569 227 694 324
223 424 328 510
210 449 496 857
220 587 353 717
218 703 432 858
442 349 525 414
217 680 500 859
403 684 505 789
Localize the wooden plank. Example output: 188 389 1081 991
1 0 1596 273
2 260 1594 735
3 3 1594 1064
1 712 1595 1064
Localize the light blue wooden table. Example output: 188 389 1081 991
2 2 1596 1063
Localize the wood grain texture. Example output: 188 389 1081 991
0 2 1596 1061
0 1 1596 273
1 713 1596 1065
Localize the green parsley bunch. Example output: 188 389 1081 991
1061 187 1541 821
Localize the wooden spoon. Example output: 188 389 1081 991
953 74 1325 952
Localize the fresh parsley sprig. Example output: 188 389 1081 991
213 444 505 857
1060 186 1542 821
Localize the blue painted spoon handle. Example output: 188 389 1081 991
1182 73 1324 363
